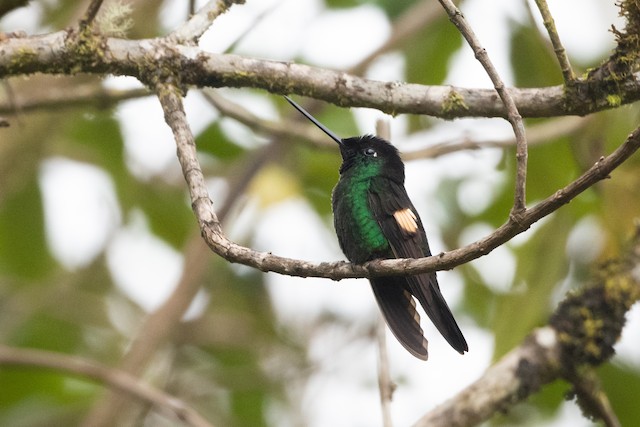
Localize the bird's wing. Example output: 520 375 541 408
368 178 468 354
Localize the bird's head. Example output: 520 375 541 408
284 96 404 182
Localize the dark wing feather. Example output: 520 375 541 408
369 177 468 354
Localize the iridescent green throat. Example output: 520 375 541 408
342 161 388 252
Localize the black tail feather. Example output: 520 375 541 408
408 272 468 354
370 276 429 360
370 273 467 359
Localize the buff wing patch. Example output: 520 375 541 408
393 208 418 237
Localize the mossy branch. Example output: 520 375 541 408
414 228 640 427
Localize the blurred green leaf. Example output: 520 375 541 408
492 212 572 359
296 144 341 216
510 21 563 87
134 184 194 247
196 122 246 161
0 176 54 279
324 0 415 18
404 15 462 131
0 313 85 413
404 14 463 85
65 111 126 178
599 362 640 426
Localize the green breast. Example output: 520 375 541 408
348 179 388 250
333 169 389 263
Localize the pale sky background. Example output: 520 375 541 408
2 0 638 426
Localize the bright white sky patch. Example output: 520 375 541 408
39 157 121 270
301 5 391 68
106 211 186 314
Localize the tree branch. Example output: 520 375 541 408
403 116 589 160
0 83 150 115
533 0 576 83
2 32 640 119
414 227 640 426
0 345 215 427
377 318 395 427
80 237 212 427
79 0 105 29
81 94 280 425
414 327 561 427
177 122 640 280
168 0 246 45
437 0 528 213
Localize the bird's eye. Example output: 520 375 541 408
364 147 377 157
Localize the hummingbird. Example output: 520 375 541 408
284 96 468 360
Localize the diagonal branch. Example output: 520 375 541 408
211 129 639 277
0 345 215 427
169 0 246 44
413 327 561 427
413 227 640 426
533 0 576 83
437 0 528 213
79 0 105 29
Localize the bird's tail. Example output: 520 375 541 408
370 276 429 360
409 272 468 354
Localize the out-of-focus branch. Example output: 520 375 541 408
0 84 151 115
414 327 561 427
375 119 395 427
403 116 589 160
376 318 395 427
205 90 589 161
413 227 640 426
0 345 215 427
202 89 332 150
350 0 449 76
81 89 277 427
566 369 621 427
80 236 212 427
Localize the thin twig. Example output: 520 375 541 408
79 0 105 29
376 318 395 427
436 0 528 214
403 116 588 160
566 369 622 427
375 119 395 427
0 85 151 115
169 0 246 44
0 345 215 427
202 89 333 150
533 0 576 83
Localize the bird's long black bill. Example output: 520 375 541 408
284 96 343 145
